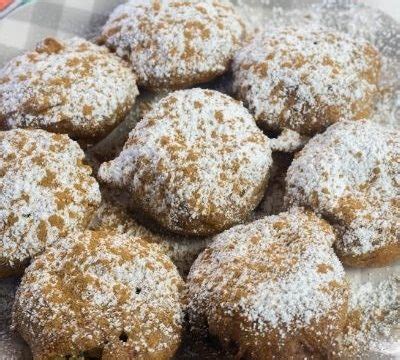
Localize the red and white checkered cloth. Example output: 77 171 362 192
0 0 13 12
0 0 26 18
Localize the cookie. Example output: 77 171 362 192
286 120 399 267
0 129 100 278
232 26 380 136
99 88 272 236
100 0 246 91
0 37 138 142
187 208 349 359
12 231 184 359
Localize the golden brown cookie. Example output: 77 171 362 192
0 129 100 278
0 37 138 142
100 0 246 91
187 208 349 359
89 198 212 277
12 230 185 359
232 26 380 136
99 88 272 236
286 120 399 267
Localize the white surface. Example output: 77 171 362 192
363 0 400 21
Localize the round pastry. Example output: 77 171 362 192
286 120 399 267
12 230 185 359
0 129 101 278
0 37 139 142
89 198 213 277
187 208 349 359
99 88 272 236
100 0 246 91
232 26 380 136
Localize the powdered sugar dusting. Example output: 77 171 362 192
260 3 400 131
99 88 272 236
286 120 399 266
0 37 138 141
187 208 348 355
232 26 380 136
0 129 101 274
101 0 246 90
12 231 184 359
89 199 212 277
338 276 400 358
269 128 309 152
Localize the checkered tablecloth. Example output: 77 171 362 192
0 0 399 67
0 0 125 65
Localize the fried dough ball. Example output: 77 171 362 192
0 129 100 278
187 208 349 360
0 37 138 142
12 231 185 360
232 26 380 136
286 120 399 267
100 0 246 91
99 89 272 236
